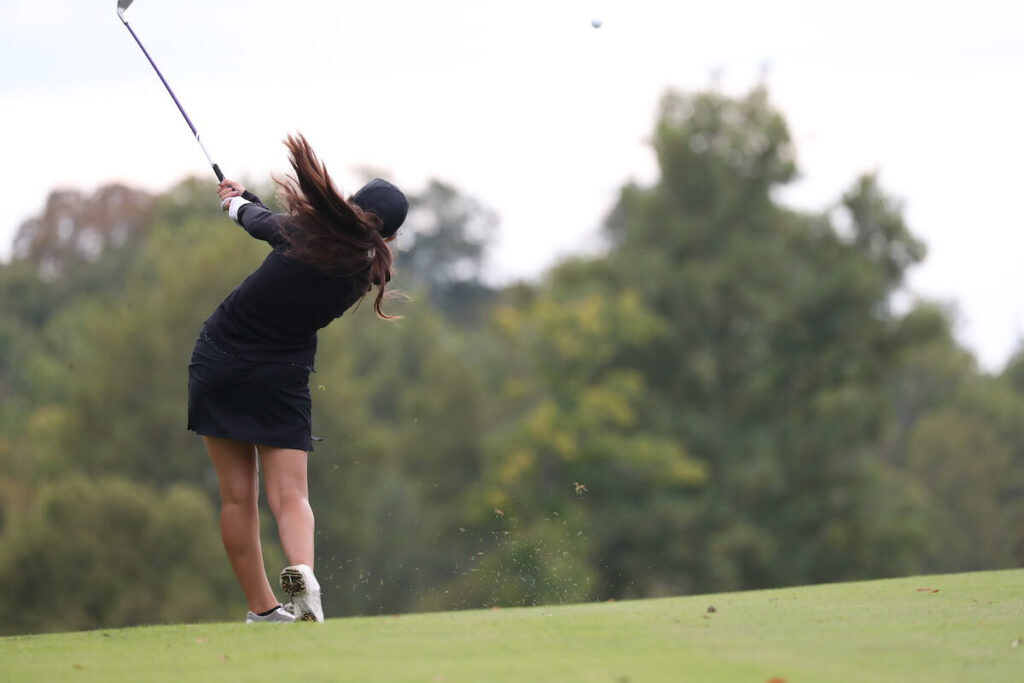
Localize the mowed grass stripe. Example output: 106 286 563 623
2 569 1022 682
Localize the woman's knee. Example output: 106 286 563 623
220 477 260 507
266 486 310 517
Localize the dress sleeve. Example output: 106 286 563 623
226 192 287 247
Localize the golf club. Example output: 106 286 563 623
117 0 224 181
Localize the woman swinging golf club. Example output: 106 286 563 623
188 133 408 623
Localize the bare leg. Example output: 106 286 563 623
204 435 279 614
258 445 315 568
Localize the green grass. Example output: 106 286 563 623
3 569 1023 682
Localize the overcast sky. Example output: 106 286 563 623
1 0 1022 370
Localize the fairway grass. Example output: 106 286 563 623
2 569 1022 682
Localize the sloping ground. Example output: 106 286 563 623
2 569 1022 682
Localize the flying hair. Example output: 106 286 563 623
274 133 398 319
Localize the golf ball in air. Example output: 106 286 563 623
591 18 602 28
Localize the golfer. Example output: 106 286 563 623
187 133 408 623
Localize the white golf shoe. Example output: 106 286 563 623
245 605 296 623
280 564 323 622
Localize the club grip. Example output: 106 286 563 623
212 164 225 182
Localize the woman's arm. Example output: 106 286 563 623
218 179 286 247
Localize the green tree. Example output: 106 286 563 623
11 184 155 279
302 301 499 615
478 86 946 596
874 309 1024 574
31 179 266 484
0 477 238 635
6 83 1019 636
1003 345 1024 396
459 274 707 603
395 180 498 322
1 185 156 475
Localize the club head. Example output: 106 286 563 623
117 0 133 21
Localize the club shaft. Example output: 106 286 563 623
120 17 224 181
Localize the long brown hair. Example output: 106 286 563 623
274 133 396 319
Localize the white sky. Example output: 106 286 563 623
1 0 1022 370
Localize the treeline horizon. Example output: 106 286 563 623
2 85 1022 636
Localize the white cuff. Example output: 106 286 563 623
227 196 251 222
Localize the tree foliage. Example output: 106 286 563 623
1 86 1021 635
0 477 236 635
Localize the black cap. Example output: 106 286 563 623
352 178 408 238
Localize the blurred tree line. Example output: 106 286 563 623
2 86 1022 636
